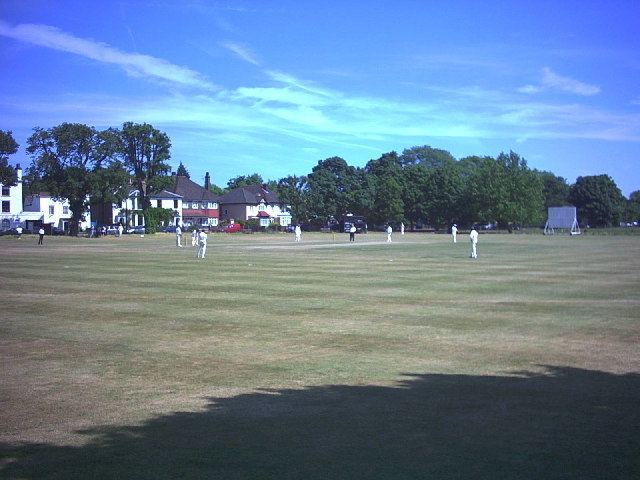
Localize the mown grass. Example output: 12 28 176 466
1 232 639 479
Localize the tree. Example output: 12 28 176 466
400 145 456 169
0 130 20 186
423 163 464 228
306 157 362 223
227 174 264 190
176 161 190 178
365 152 405 226
275 175 309 223
26 123 123 235
624 191 640 223
569 175 625 227
468 152 544 228
536 171 571 208
118 122 172 232
402 164 431 228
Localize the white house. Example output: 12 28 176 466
112 189 183 228
0 165 23 230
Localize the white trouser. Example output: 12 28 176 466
176 235 182 247
197 244 207 258
452 233 457 243
387 234 392 243
470 241 477 258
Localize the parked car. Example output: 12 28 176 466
220 223 242 233
126 226 145 234
160 225 177 233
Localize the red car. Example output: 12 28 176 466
221 223 242 233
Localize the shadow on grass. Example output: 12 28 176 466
1 366 639 479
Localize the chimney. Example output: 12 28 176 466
204 172 211 190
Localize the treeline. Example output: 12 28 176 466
2 125 638 233
270 147 636 229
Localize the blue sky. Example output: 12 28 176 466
1 0 639 195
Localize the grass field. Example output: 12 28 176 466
1 231 639 479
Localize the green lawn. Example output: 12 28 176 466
1 232 639 479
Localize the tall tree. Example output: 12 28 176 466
118 122 172 231
400 145 456 169
469 151 544 227
227 173 264 190
365 152 405 226
536 170 571 208
569 175 625 227
275 175 309 223
423 163 464 228
306 157 361 223
0 130 20 186
624 191 640 223
176 161 190 178
26 123 122 235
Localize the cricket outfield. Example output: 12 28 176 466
1 231 639 478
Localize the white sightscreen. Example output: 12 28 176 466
547 207 577 228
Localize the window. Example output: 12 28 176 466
1 186 9 196
1 201 9 213
192 202 199 209
174 199 178 209
49 205 55 215
63 206 69 215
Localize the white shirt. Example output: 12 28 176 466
38 228 45 235
469 229 478 243
176 226 182 235
349 225 356 233
198 231 207 245
386 226 392 234
451 226 458 235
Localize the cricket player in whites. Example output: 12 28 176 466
197 229 208 259
294 224 302 242
175 225 182 247
451 224 458 243
469 227 478 258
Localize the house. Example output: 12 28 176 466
111 189 183 228
167 172 219 228
0 165 23 230
1 165 90 233
218 184 291 227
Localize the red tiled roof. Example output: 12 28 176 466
256 211 271 218
182 208 219 218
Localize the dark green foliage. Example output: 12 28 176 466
227 173 263 190
0 130 19 186
26 123 125 235
569 175 626 227
176 161 190 178
624 190 640 223
537 170 571 208
145 207 175 233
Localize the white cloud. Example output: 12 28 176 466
541 67 600 96
220 41 260 65
517 85 542 94
0 20 216 90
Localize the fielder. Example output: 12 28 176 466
191 228 198 247
294 224 302 242
469 227 478 258
175 225 182 247
451 224 458 243
386 224 393 243
197 229 208 259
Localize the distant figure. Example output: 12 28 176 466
469 227 478 258
191 228 198 247
197 229 208 259
349 224 356 242
294 224 302 242
386 224 393 243
16 226 22 239
38 227 45 245
451 224 458 243
175 225 182 247
400 222 405 235
117 224 123 237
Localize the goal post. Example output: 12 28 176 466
544 206 581 235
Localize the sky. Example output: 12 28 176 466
1 0 639 195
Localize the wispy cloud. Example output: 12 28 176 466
0 20 216 90
220 41 260 65
518 67 600 96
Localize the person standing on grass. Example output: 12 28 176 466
469 227 478 258
386 224 393 243
16 226 22 239
175 225 182 247
451 224 458 243
37 227 45 245
349 224 356 242
197 229 208 259
191 228 198 247
117 224 123 237
294 224 302 242
401 222 405 235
